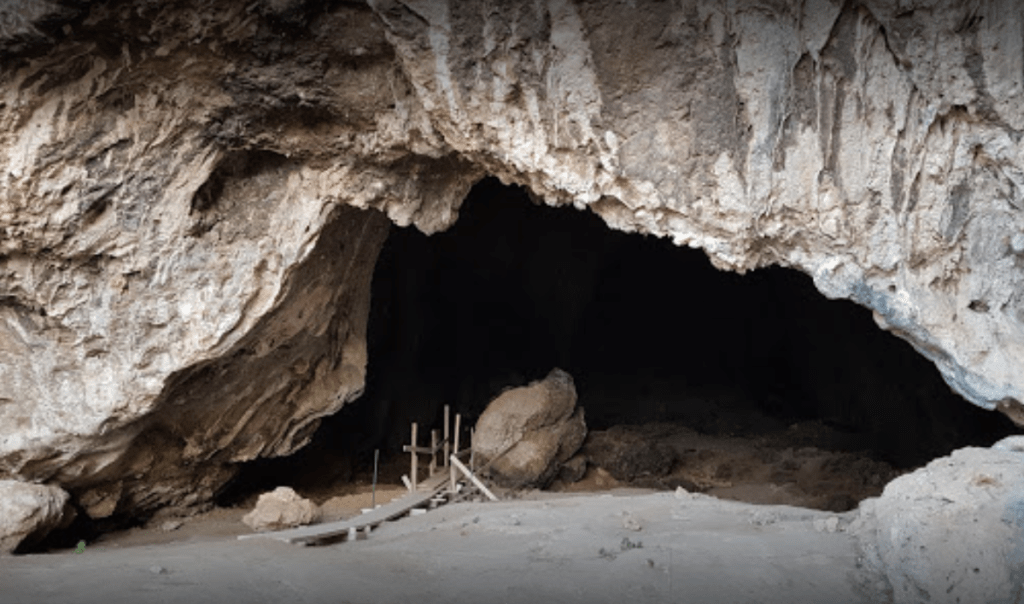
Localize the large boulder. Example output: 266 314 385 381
241 487 320 533
472 368 587 488
849 436 1024 604
0 480 74 554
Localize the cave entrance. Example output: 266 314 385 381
226 177 1018 514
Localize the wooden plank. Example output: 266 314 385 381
402 445 433 454
450 454 499 502
402 439 448 456
238 472 451 545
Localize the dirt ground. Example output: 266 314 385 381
0 419 903 603
550 420 902 512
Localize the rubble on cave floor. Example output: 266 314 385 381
537 420 903 513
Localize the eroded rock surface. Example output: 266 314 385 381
0 0 1021 523
369 0 1024 423
473 368 587 488
850 436 1024 604
0 1 477 520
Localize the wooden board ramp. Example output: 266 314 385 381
238 472 451 545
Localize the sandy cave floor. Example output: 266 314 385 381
2 489 876 604
0 420 901 604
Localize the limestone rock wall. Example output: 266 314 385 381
0 0 1021 521
0 0 479 518
370 0 1024 422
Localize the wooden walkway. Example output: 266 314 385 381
237 472 451 545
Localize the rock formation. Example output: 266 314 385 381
0 480 73 554
472 368 587 487
849 436 1024 604
0 0 1021 545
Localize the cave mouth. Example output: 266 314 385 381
220 177 1018 514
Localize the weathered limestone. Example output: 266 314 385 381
849 436 1024 604
0 480 73 554
0 0 1019 524
368 0 1024 424
473 368 587 488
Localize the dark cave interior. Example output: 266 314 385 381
225 177 1018 502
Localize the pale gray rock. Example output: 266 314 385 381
0 480 73 554
241 486 320 533
472 368 587 488
849 443 1024 604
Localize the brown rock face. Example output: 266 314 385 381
473 368 587 488
0 0 1021 525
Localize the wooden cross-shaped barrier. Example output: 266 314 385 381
402 405 459 492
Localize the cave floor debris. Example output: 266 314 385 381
238 471 452 545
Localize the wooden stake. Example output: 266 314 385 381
410 422 418 492
453 413 461 456
443 405 450 468
429 429 438 477
372 449 379 508
470 427 475 472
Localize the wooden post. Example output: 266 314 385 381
470 427 475 471
453 413 461 456
372 449 379 508
429 429 438 477
451 412 461 493
410 422 418 492
443 405 450 468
